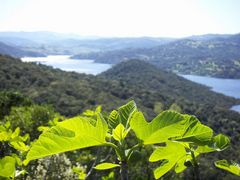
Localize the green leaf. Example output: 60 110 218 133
149 142 186 179
11 127 20 139
211 134 230 151
153 160 176 179
130 111 186 144
108 100 137 129
0 156 16 178
174 154 191 173
215 160 240 176
10 141 29 152
170 115 213 145
24 114 108 165
196 134 230 153
94 163 120 170
108 110 120 129
112 123 128 142
0 131 10 141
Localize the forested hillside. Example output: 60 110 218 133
73 34 240 78
0 41 45 57
0 55 239 179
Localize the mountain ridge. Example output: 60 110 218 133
73 33 240 78
0 41 45 57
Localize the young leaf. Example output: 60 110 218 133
108 100 137 129
108 110 120 129
112 123 128 142
94 163 120 170
0 156 16 178
211 134 230 151
196 134 230 153
10 141 29 152
24 115 108 165
215 160 240 176
130 111 186 144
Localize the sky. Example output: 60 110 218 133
0 0 240 37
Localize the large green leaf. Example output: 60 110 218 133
94 163 120 170
24 114 108 165
108 100 137 129
0 156 16 178
215 160 240 176
130 111 187 144
170 115 213 145
149 142 186 179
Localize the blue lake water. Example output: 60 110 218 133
181 75 240 113
21 55 112 75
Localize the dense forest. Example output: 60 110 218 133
0 54 239 179
73 34 240 78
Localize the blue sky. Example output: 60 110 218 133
0 0 239 37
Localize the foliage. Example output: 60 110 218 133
4 104 60 139
0 55 240 179
24 101 233 180
0 121 29 179
215 160 240 176
0 91 32 120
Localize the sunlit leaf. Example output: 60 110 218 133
94 163 120 170
24 114 108 165
0 156 16 178
215 160 240 176
11 127 20 139
196 134 230 153
170 115 213 145
174 154 190 173
130 111 186 144
108 100 137 129
112 123 128 142
108 110 120 129
149 142 186 179
10 141 29 152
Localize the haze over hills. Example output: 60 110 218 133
73 33 240 78
1 31 240 78
0 41 45 57
0 31 177 54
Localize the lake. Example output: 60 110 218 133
21 55 112 75
182 75 240 113
21 57 240 113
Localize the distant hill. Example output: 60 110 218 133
73 33 240 78
0 41 45 57
0 31 177 54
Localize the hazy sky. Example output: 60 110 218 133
0 0 240 37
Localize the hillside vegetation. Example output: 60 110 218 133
73 34 240 78
0 41 45 58
0 54 240 179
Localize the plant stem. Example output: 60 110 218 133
120 160 128 180
85 147 101 179
190 150 200 180
126 143 140 160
